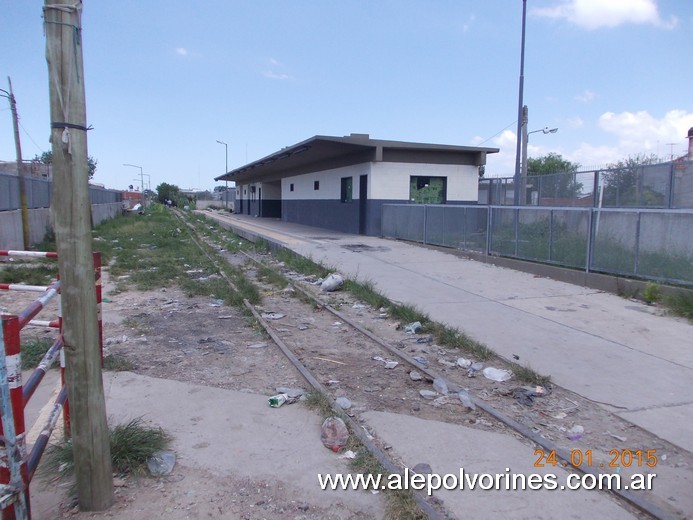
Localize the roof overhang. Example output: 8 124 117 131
215 134 499 184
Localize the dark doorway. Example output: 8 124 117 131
359 174 367 235
258 187 262 217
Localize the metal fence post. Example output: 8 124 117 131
486 206 492 256
514 207 519 257
634 211 642 277
0 315 30 519
586 208 594 273
422 205 427 245
549 210 554 262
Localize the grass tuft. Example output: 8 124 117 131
103 354 136 372
109 418 171 473
510 362 551 386
272 248 331 278
0 264 58 286
642 282 661 305
303 390 336 419
256 265 290 289
665 290 693 323
343 279 389 309
21 338 54 369
42 417 171 480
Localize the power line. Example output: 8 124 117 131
18 119 46 154
477 120 517 146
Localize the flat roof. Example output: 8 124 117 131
215 134 499 184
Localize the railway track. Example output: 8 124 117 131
176 209 689 520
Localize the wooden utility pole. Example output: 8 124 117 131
2 78 30 249
43 0 113 511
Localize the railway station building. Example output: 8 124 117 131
215 134 498 236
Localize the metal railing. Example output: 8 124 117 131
479 160 693 209
382 204 693 286
0 250 103 519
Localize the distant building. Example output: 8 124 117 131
0 160 51 179
121 190 143 209
215 133 497 235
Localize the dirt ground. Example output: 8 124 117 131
3 244 691 519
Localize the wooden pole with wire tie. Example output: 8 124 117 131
44 0 113 511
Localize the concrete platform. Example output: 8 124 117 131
362 410 635 519
29 371 386 519
204 212 693 455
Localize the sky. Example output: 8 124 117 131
1 0 692 191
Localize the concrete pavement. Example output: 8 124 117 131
204 212 693 455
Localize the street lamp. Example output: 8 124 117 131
123 163 145 209
216 140 228 208
522 126 558 178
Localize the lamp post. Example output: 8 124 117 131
216 140 228 208
513 0 527 206
123 163 144 209
522 126 558 178
140 173 151 203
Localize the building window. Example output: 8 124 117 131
409 176 447 204
290 183 294 192
314 181 320 190
340 177 353 203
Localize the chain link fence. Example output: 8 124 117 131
479 160 693 209
382 204 693 286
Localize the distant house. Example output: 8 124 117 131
0 160 51 179
215 134 497 235
121 190 143 209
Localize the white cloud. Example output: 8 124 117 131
483 130 520 177
263 70 292 81
575 90 595 103
463 14 476 32
175 47 189 57
599 109 693 155
567 116 584 128
532 0 678 30
263 58 293 81
567 143 621 168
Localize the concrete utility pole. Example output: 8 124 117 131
513 0 527 206
1 78 30 249
43 0 113 511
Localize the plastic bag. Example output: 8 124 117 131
321 416 349 452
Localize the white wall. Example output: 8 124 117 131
261 182 281 199
282 164 371 200
370 162 479 201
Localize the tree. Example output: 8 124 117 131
156 182 181 204
526 153 583 200
601 154 663 207
34 150 98 179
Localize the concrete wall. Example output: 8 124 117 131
196 199 236 211
281 163 371 201
0 203 121 250
370 162 479 201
